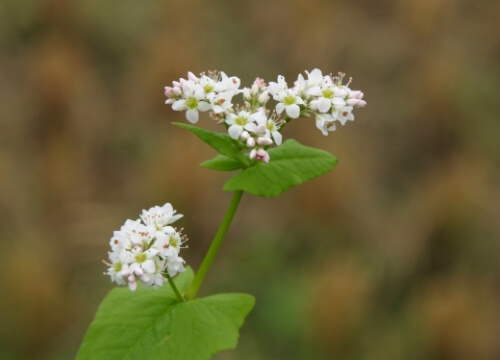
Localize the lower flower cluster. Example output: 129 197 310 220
104 203 186 291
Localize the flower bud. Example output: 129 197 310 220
240 131 250 141
256 124 266 134
256 149 270 163
251 83 259 95
346 98 367 108
242 88 251 100
349 90 364 100
246 137 256 147
188 71 199 82
121 269 130 277
257 136 273 146
258 91 269 104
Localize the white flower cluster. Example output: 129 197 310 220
104 203 187 291
165 69 365 162
268 69 366 136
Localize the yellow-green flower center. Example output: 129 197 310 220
283 95 296 105
135 253 147 264
322 89 334 99
185 97 198 109
235 116 248 126
169 235 179 248
203 84 214 93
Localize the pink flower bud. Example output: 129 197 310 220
256 149 270 163
240 131 250 141
256 124 266 134
164 87 173 97
121 269 130 277
349 90 364 100
346 98 367 108
128 281 137 291
253 77 266 87
246 137 256 147
257 136 273 146
250 149 257 159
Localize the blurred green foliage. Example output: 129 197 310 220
0 0 499 359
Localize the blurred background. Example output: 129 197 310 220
1 0 499 359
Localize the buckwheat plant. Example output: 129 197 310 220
77 69 365 359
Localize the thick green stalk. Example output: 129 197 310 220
186 190 244 299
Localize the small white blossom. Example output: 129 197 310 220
140 203 183 231
225 110 257 140
166 252 186 277
275 88 304 118
171 81 212 123
315 113 337 136
253 109 282 145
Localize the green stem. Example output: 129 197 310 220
186 190 244 299
166 273 185 302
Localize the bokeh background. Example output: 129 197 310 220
1 0 499 359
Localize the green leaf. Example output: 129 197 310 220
200 155 245 171
223 139 338 197
173 122 248 166
77 268 255 360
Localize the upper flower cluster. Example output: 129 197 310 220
104 203 186 291
165 69 365 162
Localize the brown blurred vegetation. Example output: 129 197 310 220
0 0 499 359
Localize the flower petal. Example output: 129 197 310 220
286 104 300 118
186 109 199 123
228 124 243 139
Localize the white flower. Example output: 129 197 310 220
336 106 354 125
171 81 211 123
144 258 168 288
106 251 127 285
253 109 282 145
315 113 337 136
268 75 288 97
216 71 241 92
305 68 324 88
166 252 186 277
225 110 258 139
209 91 235 114
275 88 304 118
199 75 218 97
140 203 183 231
